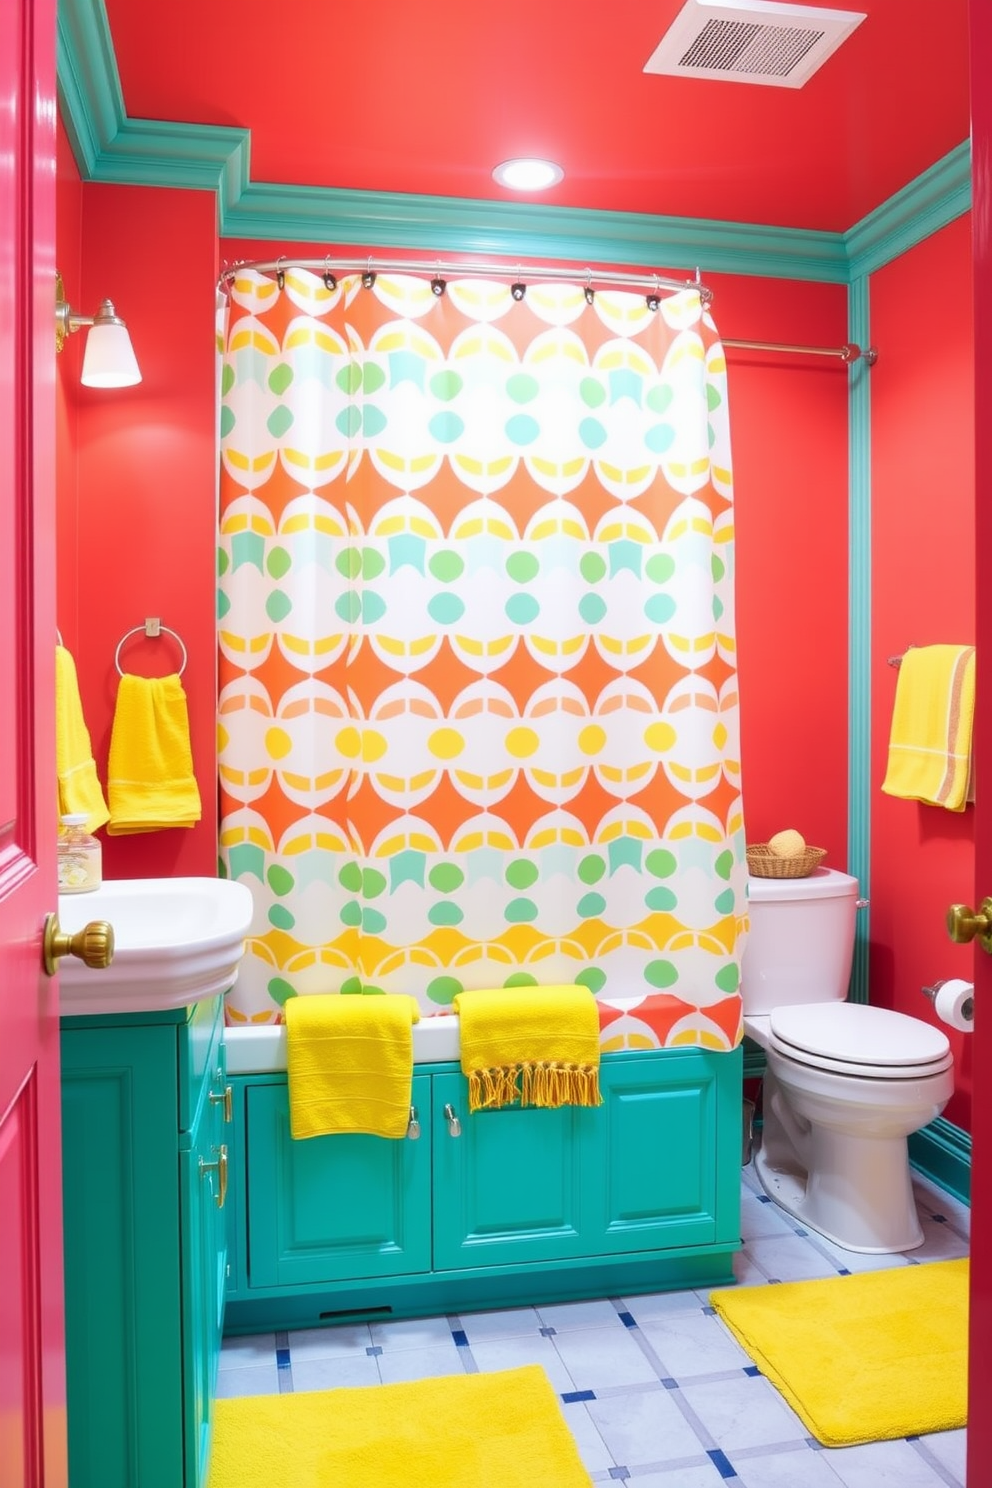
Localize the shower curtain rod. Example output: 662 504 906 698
218 256 876 365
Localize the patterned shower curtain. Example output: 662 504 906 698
218 268 746 1048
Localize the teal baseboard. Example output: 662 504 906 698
908 1117 972 1206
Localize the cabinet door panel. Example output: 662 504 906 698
595 1055 719 1252
246 1080 431 1287
181 1083 228 1488
432 1073 599 1270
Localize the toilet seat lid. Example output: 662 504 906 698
768 1002 951 1069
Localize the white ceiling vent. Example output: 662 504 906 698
644 0 866 88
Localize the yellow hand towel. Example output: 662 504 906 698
106 673 202 833
881 644 976 811
285 993 421 1139
55 644 110 833
452 984 602 1113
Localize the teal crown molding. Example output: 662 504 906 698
844 141 972 279
57 0 847 281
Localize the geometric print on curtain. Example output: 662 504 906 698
218 270 747 1049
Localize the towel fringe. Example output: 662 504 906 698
467 1061 602 1113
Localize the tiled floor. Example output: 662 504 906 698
217 1152 970 1487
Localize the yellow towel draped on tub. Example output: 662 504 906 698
107 673 202 833
881 644 976 811
55 644 110 832
285 994 421 1140
452 985 602 1113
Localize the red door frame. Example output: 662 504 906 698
0 0 65 1482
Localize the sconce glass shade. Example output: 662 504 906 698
80 302 142 388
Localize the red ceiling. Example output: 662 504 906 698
103 0 969 233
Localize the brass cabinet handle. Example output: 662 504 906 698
407 1105 421 1140
209 1081 233 1123
199 1144 228 1208
43 913 115 977
946 899 992 953
443 1103 462 1138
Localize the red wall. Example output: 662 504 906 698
869 214 975 1130
56 143 220 879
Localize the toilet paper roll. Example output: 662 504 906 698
932 978 974 1033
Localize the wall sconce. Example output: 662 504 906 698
55 271 142 388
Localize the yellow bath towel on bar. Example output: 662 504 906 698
107 673 202 833
452 985 602 1113
881 644 975 811
285 994 421 1140
55 644 110 833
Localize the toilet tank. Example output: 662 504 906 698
741 866 859 1015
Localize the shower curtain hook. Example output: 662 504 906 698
646 276 661 313
510 265 526 302
276 256 286 291
323 256 337 292
362 256 377 290
584 271 595 306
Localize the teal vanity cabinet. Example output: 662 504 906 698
224 1046 742 1331
60 995 231 1488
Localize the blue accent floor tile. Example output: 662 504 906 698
756 1193 772 1203
539 1326 557 1337
562 1389 596 1403
837 1267 852 1276
618 1310 637 1328
608 1469 630 1481
275 1347 291 1368
366 1345 383 1357
661 1376 679 1390
933 1214 948 1224
708 1447 736 1479
743 1365 761 1377
451 1329 469 1347
702 1304 716 1315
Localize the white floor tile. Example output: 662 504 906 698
537 1298 625 1332
375 1342 466 1385
456 1306 542 1341
637 1311 752 1378
620 1290 709 1323
733 1444 846 1487
467 1333 576 1394
369 1315 457 1351
287 1323 373 1359
911 1214 970 1263
218 1333 277 1370
740 1189 801 1242
818 1436 961 1486
745 1231 849 1282
618 1466 726 1487
679 1373 810 1452
291 1353 382 1391
213 1363 280 1397
559 1400 616 1473
551 1325 661 1391
585 1385 708 1466
918 1427 967 1485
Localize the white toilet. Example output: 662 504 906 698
742 866 954 1253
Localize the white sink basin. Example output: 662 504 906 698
57 877 254 1016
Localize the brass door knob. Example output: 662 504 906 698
946 898 992 953
43 912 115 977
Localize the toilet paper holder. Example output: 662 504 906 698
922 978 974 1023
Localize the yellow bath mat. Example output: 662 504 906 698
208 1365 593 1488
453 984 601 1112
710 1258 968 1446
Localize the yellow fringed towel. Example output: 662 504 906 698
881 644 975 811
55 644 110 833
452 985 602 1113
285 994 421 1140
107 673 202 833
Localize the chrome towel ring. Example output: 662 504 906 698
115 619 188 677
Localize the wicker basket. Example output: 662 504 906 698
746 843 827 879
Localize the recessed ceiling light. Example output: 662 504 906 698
492 158 564 192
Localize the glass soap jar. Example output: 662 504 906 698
57 813 102 893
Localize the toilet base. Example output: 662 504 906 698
753 1063 939 1254
753 1138 924 1254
